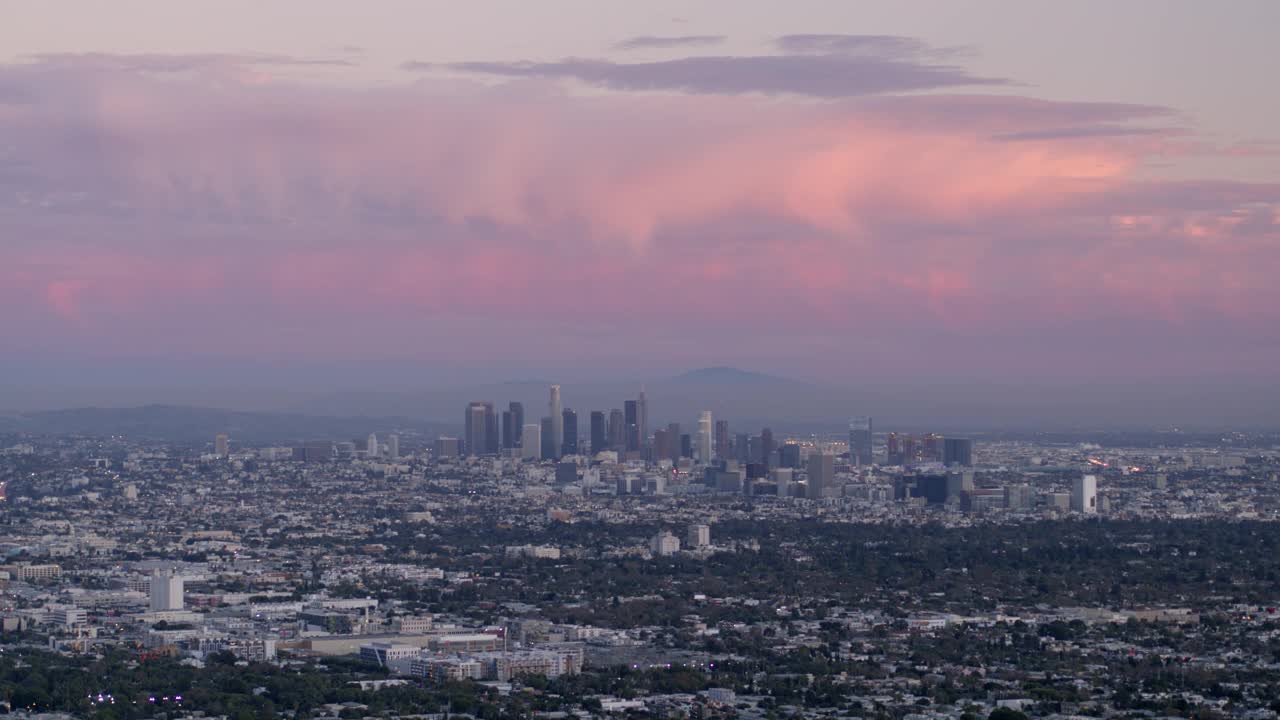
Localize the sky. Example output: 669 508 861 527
2 1 1279 419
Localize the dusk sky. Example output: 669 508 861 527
3 1 1279 411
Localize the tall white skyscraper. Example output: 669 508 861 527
549 385 563 456
214 433 229 456
697 411 713 463
522 423 542 460
150 570 184 612
1071 474 1098 513
386 434 399 460
367 433 379 459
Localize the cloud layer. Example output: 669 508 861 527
614 35 726 51
1 46 1277 388
419 33 1006 98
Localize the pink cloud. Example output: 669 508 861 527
44 280 84 322
0 55 1276 381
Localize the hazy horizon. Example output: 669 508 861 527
4 365 1279 432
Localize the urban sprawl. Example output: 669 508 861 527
2 385 1280 720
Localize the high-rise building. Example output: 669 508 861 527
608 409 625 450
1005 484 1034 511
561 409 578 456
549 386 563 457
465 402 496 457
653 428 670 460
502 410 516 450
366 433 379 459
667 423 682 461
807 453 834 499
713 420 730 459
687 524 710 549
902 435 918 464
434 437 459 458
1071 474 1098 513
637 390 648 450
509 402 524 448
624 400 639 451
150 570 184 612
697 411 713 463
651 530 680 556
589 411 607 454
923 433 943 462
772 467 793 497
214 433 229 456
386 434 399 460
555 461 578 484
886 432 902 465
303 440 335 463
760 428 775 468
943 438 974 467
680 434 692 458
946 471 975 502
778 443 801 469
848 416 872 466
522 424 541 460
486 410 499 455
735 433 750 464
540 417 556 460
913 473 950 505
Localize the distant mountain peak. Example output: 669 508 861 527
672 367 789 384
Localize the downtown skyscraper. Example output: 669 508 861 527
503 401 525 449
549 385 563 459
943 437 974 467
713 420 730 460
608 409 625 451
849 416 872 466
697 411 713 463
807 452 834 499
465 401 497 457
589 411 607 454
637 390 648 451
624 400 639 451
562 408 578 457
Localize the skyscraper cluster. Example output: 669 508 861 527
885 432 973 467
450 391 970 473
461 385 655 461
456 386 793 466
